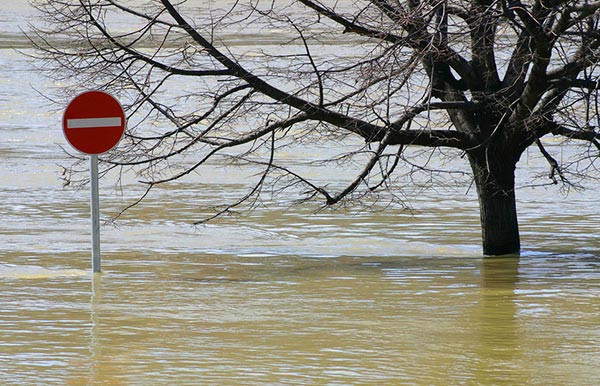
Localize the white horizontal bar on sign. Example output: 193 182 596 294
67 117 122 129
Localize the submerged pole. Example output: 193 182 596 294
90 154 101 273
63 91 126 274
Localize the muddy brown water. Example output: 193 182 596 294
1 1 599 384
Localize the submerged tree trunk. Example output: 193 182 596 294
476 180 520 255
469 153 521 256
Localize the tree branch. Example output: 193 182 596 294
549 123 600 151
141 113 313 184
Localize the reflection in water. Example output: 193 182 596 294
475 257 521 382
1 249 600 383
88 274 101 385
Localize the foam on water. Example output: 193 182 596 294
0 264 88 279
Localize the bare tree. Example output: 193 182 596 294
30 0 600 255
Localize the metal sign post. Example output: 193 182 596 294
62 90 126 273
90 155 101 273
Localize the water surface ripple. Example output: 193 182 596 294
1 2 599 384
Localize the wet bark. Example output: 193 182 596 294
469 153 520 256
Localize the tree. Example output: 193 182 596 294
30 0 600 255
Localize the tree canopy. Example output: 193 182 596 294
31 0 600 255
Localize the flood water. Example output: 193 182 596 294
1 1 600 384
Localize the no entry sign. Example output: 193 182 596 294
62 90 126 155
62 90 127 273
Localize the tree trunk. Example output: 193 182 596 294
470 156 521 255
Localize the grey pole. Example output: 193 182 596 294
90 154 101 273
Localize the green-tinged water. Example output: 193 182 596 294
1 1 599 384
2 253 599 384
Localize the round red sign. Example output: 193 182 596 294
62 90 126 155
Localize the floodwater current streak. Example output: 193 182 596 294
0 1 599 384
